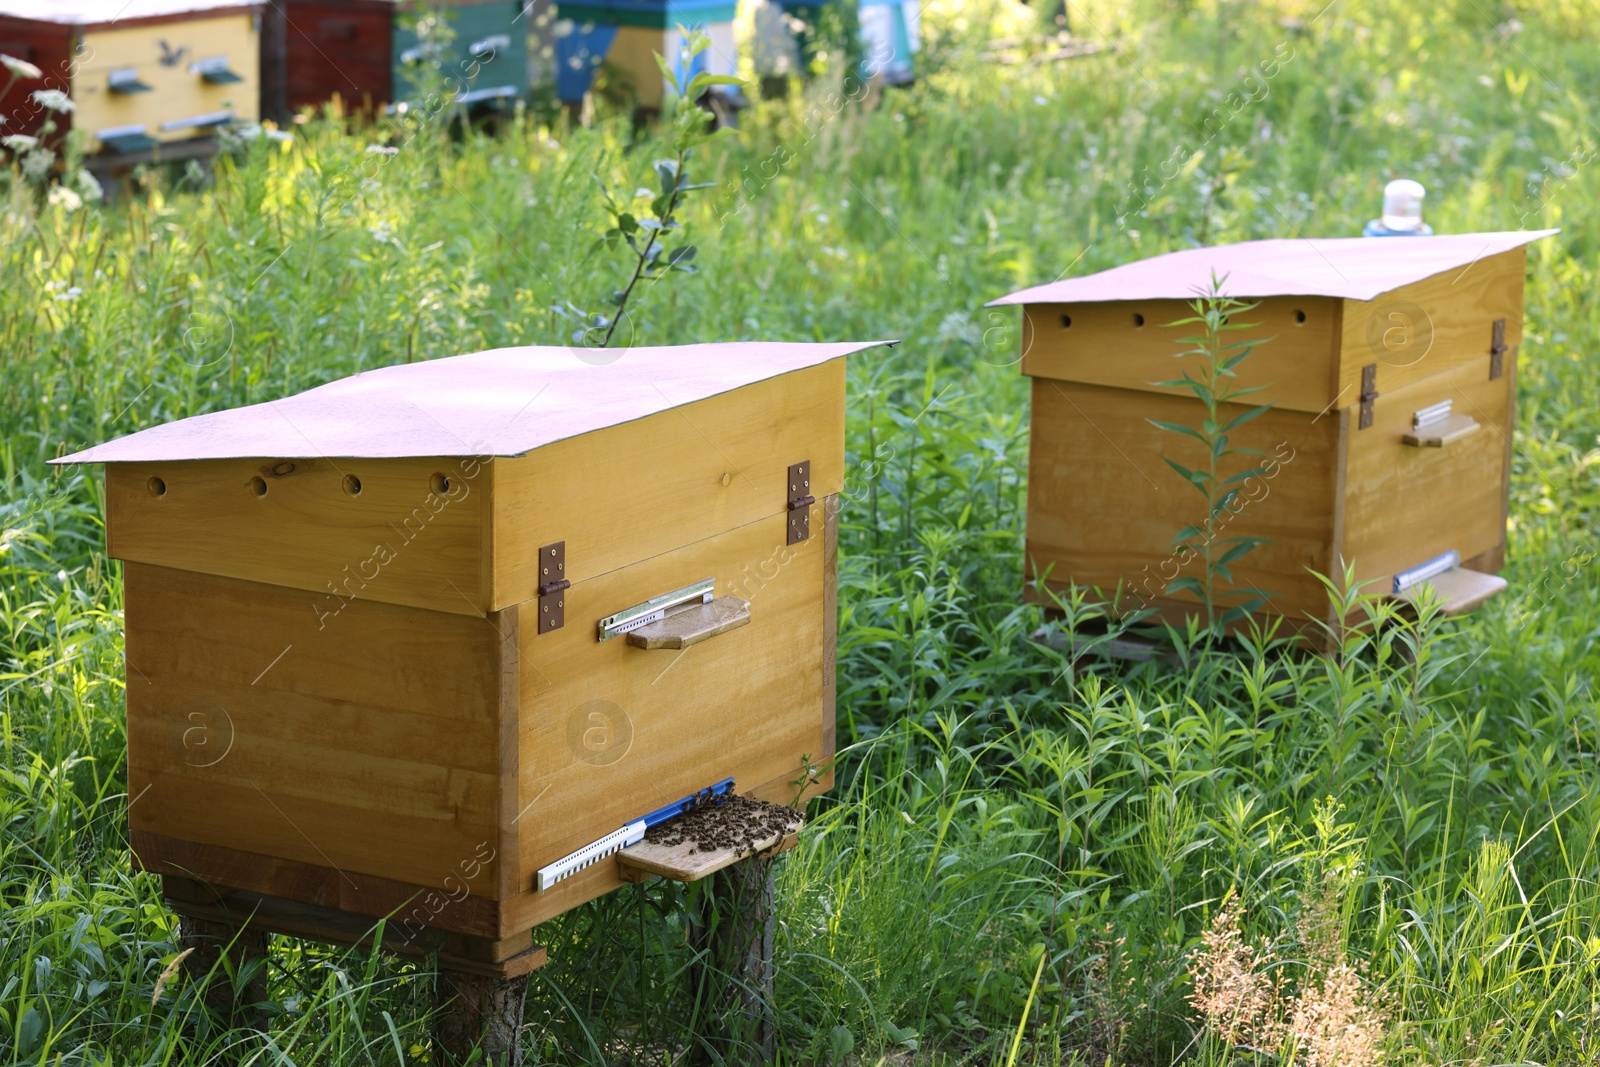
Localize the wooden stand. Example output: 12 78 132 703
164 875 544 1066
163 820 798 1065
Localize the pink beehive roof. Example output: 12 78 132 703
988 230 1557 306
55 341 893 464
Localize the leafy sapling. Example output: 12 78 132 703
557 30 742 349
1149 278 1278 636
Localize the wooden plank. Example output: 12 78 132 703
819 494 838 794
1336 248 1526 403
1339 357 1509 594
493 606 521 902
1496 321 1519 569
1401 413 1481 447
161 881 543 977
1024 588 1326 639
504 505 826 930
1394 567 1508 615
618 831 799 884
1019 296 1340 413
491 360 845 609
624 596 751 649
134 830 503 938
124 562 507 898
107 455 490 616
1025 378 1341 624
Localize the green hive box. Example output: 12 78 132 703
392 0 531 108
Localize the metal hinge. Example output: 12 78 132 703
1489 317 1508 380
537 541 569 634
786 461 815 545
1358 363 1380 429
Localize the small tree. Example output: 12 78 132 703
558 30 740 349
1149 279 1276 636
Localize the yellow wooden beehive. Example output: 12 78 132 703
57 340 884 973
990 230 1554 633
0 0 261 153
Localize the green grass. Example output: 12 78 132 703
4 0 1600 1062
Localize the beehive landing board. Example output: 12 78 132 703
619 832 801 883
617 794 804 883
61 340 883 941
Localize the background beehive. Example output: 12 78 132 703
262 0 394 120
59 341 877 939
391 0 529 110
0 2 261 150
551 1 738 110
992 230 1555 631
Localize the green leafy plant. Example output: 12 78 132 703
6 8 1600 1065
557 30 740 349
0 56 103 208
1149 280 1277 634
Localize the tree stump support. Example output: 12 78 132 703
175 913 271 1028
616 802 802 1064
687 852 781 1063
431 971 530 1067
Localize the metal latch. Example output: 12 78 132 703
537 541 569 634
1358 363 1379 430
786 460 815 545
597 577 714 642
1489 317 1508 380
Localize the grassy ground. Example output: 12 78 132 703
4 0 1600 1062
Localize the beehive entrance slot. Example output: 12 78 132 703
597 577 716 642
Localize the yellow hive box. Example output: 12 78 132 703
990 230 1555 633
57 340 886 968
0 1 260 152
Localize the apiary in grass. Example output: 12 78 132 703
0 0 260 152
261 0 394 120
989 230 1556 633
56 340 887 971
391 0 530 113
552 1 738 113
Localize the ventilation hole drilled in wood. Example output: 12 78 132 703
147 476 166 498
343 474 362 497
1294 309 1307 325
431 472 451 495
1060 314 1072 329
250 476 268 498
1131 312 1146 328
